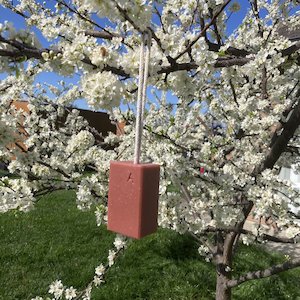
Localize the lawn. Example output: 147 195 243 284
0 190 299 300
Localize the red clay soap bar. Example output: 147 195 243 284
107 161 160 239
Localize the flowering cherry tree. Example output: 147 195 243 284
0 0 300 299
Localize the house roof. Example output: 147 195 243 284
77 107 117 137
12 101 119 138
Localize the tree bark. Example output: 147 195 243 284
227 258 300 288
214 199 253 300
216 269 231 300
215 231 233 300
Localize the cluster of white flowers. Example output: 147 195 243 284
48 280 65 299
81 71 125 110
95 204 107 226
85 0 152 31
31 280 77 300
90 45 117 70
61 34 96 67
0 178 35 213
76 174 107 210
93 235 127 286
66 130 95 154
198 245 213 262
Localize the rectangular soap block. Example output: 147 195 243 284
107 161 160 239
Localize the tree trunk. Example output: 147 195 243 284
216 270 231 300
214 199 253 300
215 230 235 300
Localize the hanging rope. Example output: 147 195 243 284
134 30 152 164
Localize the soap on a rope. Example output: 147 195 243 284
107 161 160 239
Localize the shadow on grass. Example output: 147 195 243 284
0 190 299 300
93 229 215 300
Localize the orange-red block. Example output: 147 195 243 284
107 161 160 239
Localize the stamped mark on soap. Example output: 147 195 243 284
127 172 134 183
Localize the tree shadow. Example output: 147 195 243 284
153 230 200 261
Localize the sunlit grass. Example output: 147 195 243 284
0 190 299 299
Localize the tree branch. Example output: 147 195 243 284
240 228 298 244
227 258 300 288
55 0 104 30
189 230 217 255
112 0 142 33
281 42 300 57
0 36 298 79
84 30 119 40
207 42 251 57
253 90 300 175
174 0 232 61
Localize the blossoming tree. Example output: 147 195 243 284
0 0 300 299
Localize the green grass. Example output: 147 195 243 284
0 191 299 300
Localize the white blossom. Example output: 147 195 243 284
95 264 106 277
48 280 64 299
81 71 125 110
108 249 116 267
65 287 77 300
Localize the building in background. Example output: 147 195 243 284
279 167 300 216
12 100 120 138
0 101 124 170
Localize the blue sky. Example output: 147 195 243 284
1 1 297 111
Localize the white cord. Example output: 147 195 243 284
134 30 151 164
